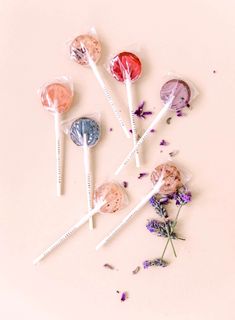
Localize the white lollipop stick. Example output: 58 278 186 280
125 78 140 167
33 200 105 264
115 95 174 176
83 133 93 230
83 49 130 139
96 175 163 250
54 102 62 196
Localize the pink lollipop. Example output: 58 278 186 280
110 52 142 167
40 80 73 196
33 182 127 264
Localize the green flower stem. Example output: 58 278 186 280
161 204 183 260
163 217 177 258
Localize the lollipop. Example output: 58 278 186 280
70 117 100 230
70 34 130 138
160 79 191 111
94 182 127 213
33 182 127 264
96 174 164 250
115 78 193 175
40 80 73 196
110 52 142 167
151 163 182 195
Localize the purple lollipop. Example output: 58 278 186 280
160 79 191 111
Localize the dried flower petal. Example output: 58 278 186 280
132 266 140 274
169 150 179 157
121 292 128 302
166 117 172 125
123 181 128 188
160 139 168 146
134 101 153 119
138 172 148 179
176 110 184 117
103 263 114 270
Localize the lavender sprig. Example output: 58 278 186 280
146 219 180 240
143 258 167 268
149 195 168 218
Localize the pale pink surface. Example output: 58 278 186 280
0 0 235 319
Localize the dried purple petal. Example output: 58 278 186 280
138 172 148 179
169 150 179 157
132 266 140 274
121 292 127 302
176 110 184 117
143 111 153 116
123 181 128 188
160 139 168 146
166 117 172 125
134 101 153 119
103 263 114 270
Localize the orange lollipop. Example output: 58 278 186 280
40 82 73 113
39 79 73 196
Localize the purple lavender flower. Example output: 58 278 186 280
174 188 192 205
159 196 169 205
143 260 151 269
146 219 163 233
146 219 178 239
149 195 168 218
134 101 153 119
143 258 167 269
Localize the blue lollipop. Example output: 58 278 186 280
70 117 100 147
70 117 100 230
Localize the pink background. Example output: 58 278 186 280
1 0 235 319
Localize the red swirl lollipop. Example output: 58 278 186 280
110 52 142 168
110 52 142 82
